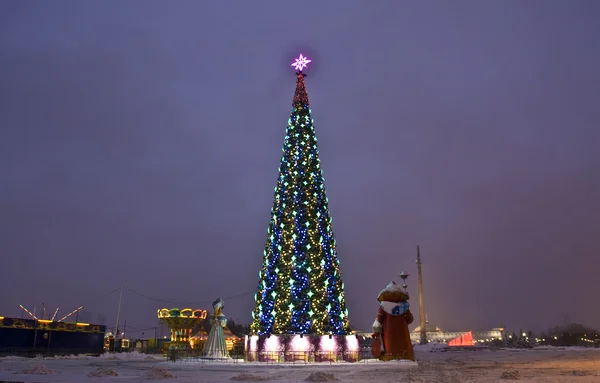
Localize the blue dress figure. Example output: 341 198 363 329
201 298 229 359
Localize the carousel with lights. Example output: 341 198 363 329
157 308 207 350
244 54 359 363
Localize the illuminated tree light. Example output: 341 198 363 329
250 57 350 336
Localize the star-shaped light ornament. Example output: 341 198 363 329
291 54 311 72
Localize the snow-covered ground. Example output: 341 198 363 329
0 348 599 382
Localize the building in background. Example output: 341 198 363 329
0 316 106 356
410 322 504 344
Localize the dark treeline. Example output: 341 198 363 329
499 323 599 348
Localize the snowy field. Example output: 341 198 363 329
0 347 599 383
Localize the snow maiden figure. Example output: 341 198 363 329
372 281 415 361
201 298 230 359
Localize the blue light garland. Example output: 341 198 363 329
250 75 350 336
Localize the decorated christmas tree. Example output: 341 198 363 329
250 55 350 336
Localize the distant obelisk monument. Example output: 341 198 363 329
416 245 428 345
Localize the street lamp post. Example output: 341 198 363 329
399 270 409 291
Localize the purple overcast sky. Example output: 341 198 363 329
1 1 599 335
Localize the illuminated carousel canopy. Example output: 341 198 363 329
157 308 208 350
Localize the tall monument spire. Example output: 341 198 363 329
416 245 428 345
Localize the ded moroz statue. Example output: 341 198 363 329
372 281 415 361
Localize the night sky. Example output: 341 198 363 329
1 1 599 336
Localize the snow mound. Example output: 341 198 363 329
230 372 271 381
99 351 160 361
0 355 27 360
146 366 176 380
563 370 591 377
304 372 338 382
19 365 57 375
50 354 91 360
413 343 448 352
363 358 418 366
500 370 520 380
88 367 119 377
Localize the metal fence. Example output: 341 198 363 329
163 349 402 364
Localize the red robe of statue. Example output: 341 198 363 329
376 304 414 360
372 282 415 361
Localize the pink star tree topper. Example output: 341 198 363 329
291 54 311 72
